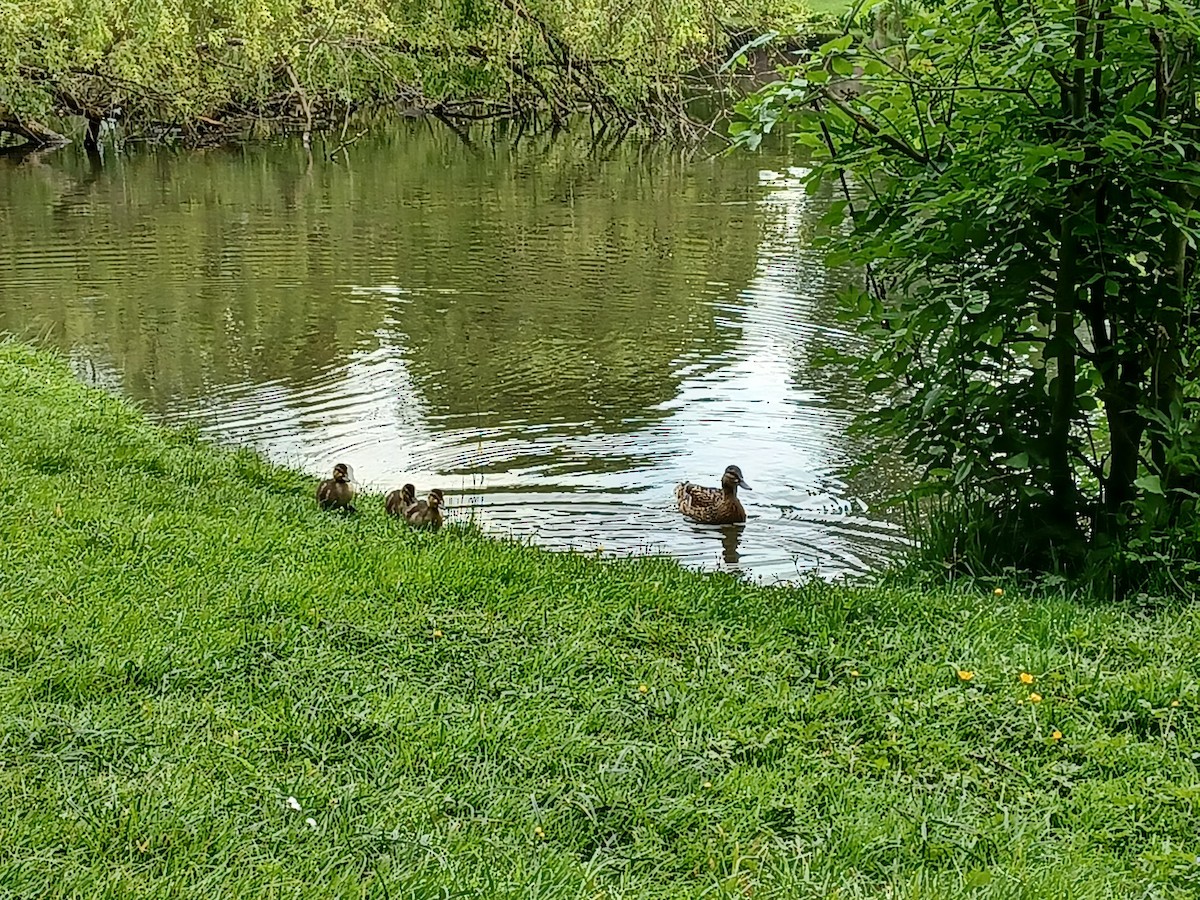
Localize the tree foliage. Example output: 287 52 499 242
0 0 812 141
734 0 1200 592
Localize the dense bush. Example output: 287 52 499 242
734 0 1200 595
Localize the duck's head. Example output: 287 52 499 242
721 465 751 491
427 489 445 510
401 483 417 505
332 463 351 483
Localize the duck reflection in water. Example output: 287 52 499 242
683 522 745 566
720 524 743 565
686 520 748 564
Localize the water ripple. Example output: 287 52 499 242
0 130 907 580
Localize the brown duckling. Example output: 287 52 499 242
404 489 444 529
675 464 751 525
384 483 417 518
316 463 357 513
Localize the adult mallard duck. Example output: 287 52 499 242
384 483 417 518
675 465 751 525
404 489 444 529
316 463 357 513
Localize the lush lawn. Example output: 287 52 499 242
2 339 1199 898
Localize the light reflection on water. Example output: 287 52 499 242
0 129 906 580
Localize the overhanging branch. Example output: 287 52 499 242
820 87 933 167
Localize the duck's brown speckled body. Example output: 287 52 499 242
675 465 750 525
404 489 444 529
316 463 357 513
385 483 417 518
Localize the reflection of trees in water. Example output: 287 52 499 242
0 123 767 432
760 176 910 517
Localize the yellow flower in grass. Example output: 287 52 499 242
638 684 649 694
702 780 713 789
534 825 545 839
1051 730 1063 741
1019 672 1035 685
850 670 860 678
432 629 444 639
957 669 975 681
1028 692 1042 703
1171 700 1181 708
993 587 1005 597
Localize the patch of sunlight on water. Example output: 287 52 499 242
0 124 907 581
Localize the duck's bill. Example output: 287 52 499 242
739 479 752 490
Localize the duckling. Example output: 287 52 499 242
316 463 357 513
404 489 444 529
384 483 417 518
675 465 751 525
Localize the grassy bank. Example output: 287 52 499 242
1 339 1199 898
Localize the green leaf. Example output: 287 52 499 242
1002 452 1030 470
820 34 854 53
830 56 855 77
921 384 945 417
1135 475 1165 495
1125 115 1153 137
719 31 779 74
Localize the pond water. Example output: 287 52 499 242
0 122 906 580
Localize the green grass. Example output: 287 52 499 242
2 338 1200 898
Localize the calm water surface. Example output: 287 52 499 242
0 123 906 579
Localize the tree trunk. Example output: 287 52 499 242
84 116 102 151
1049 210 1081 539
1099 357 1145 535
0 118 68 147
1150 198 1193 513
1041 0 1092 549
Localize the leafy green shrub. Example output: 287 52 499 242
733 0 1200 595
